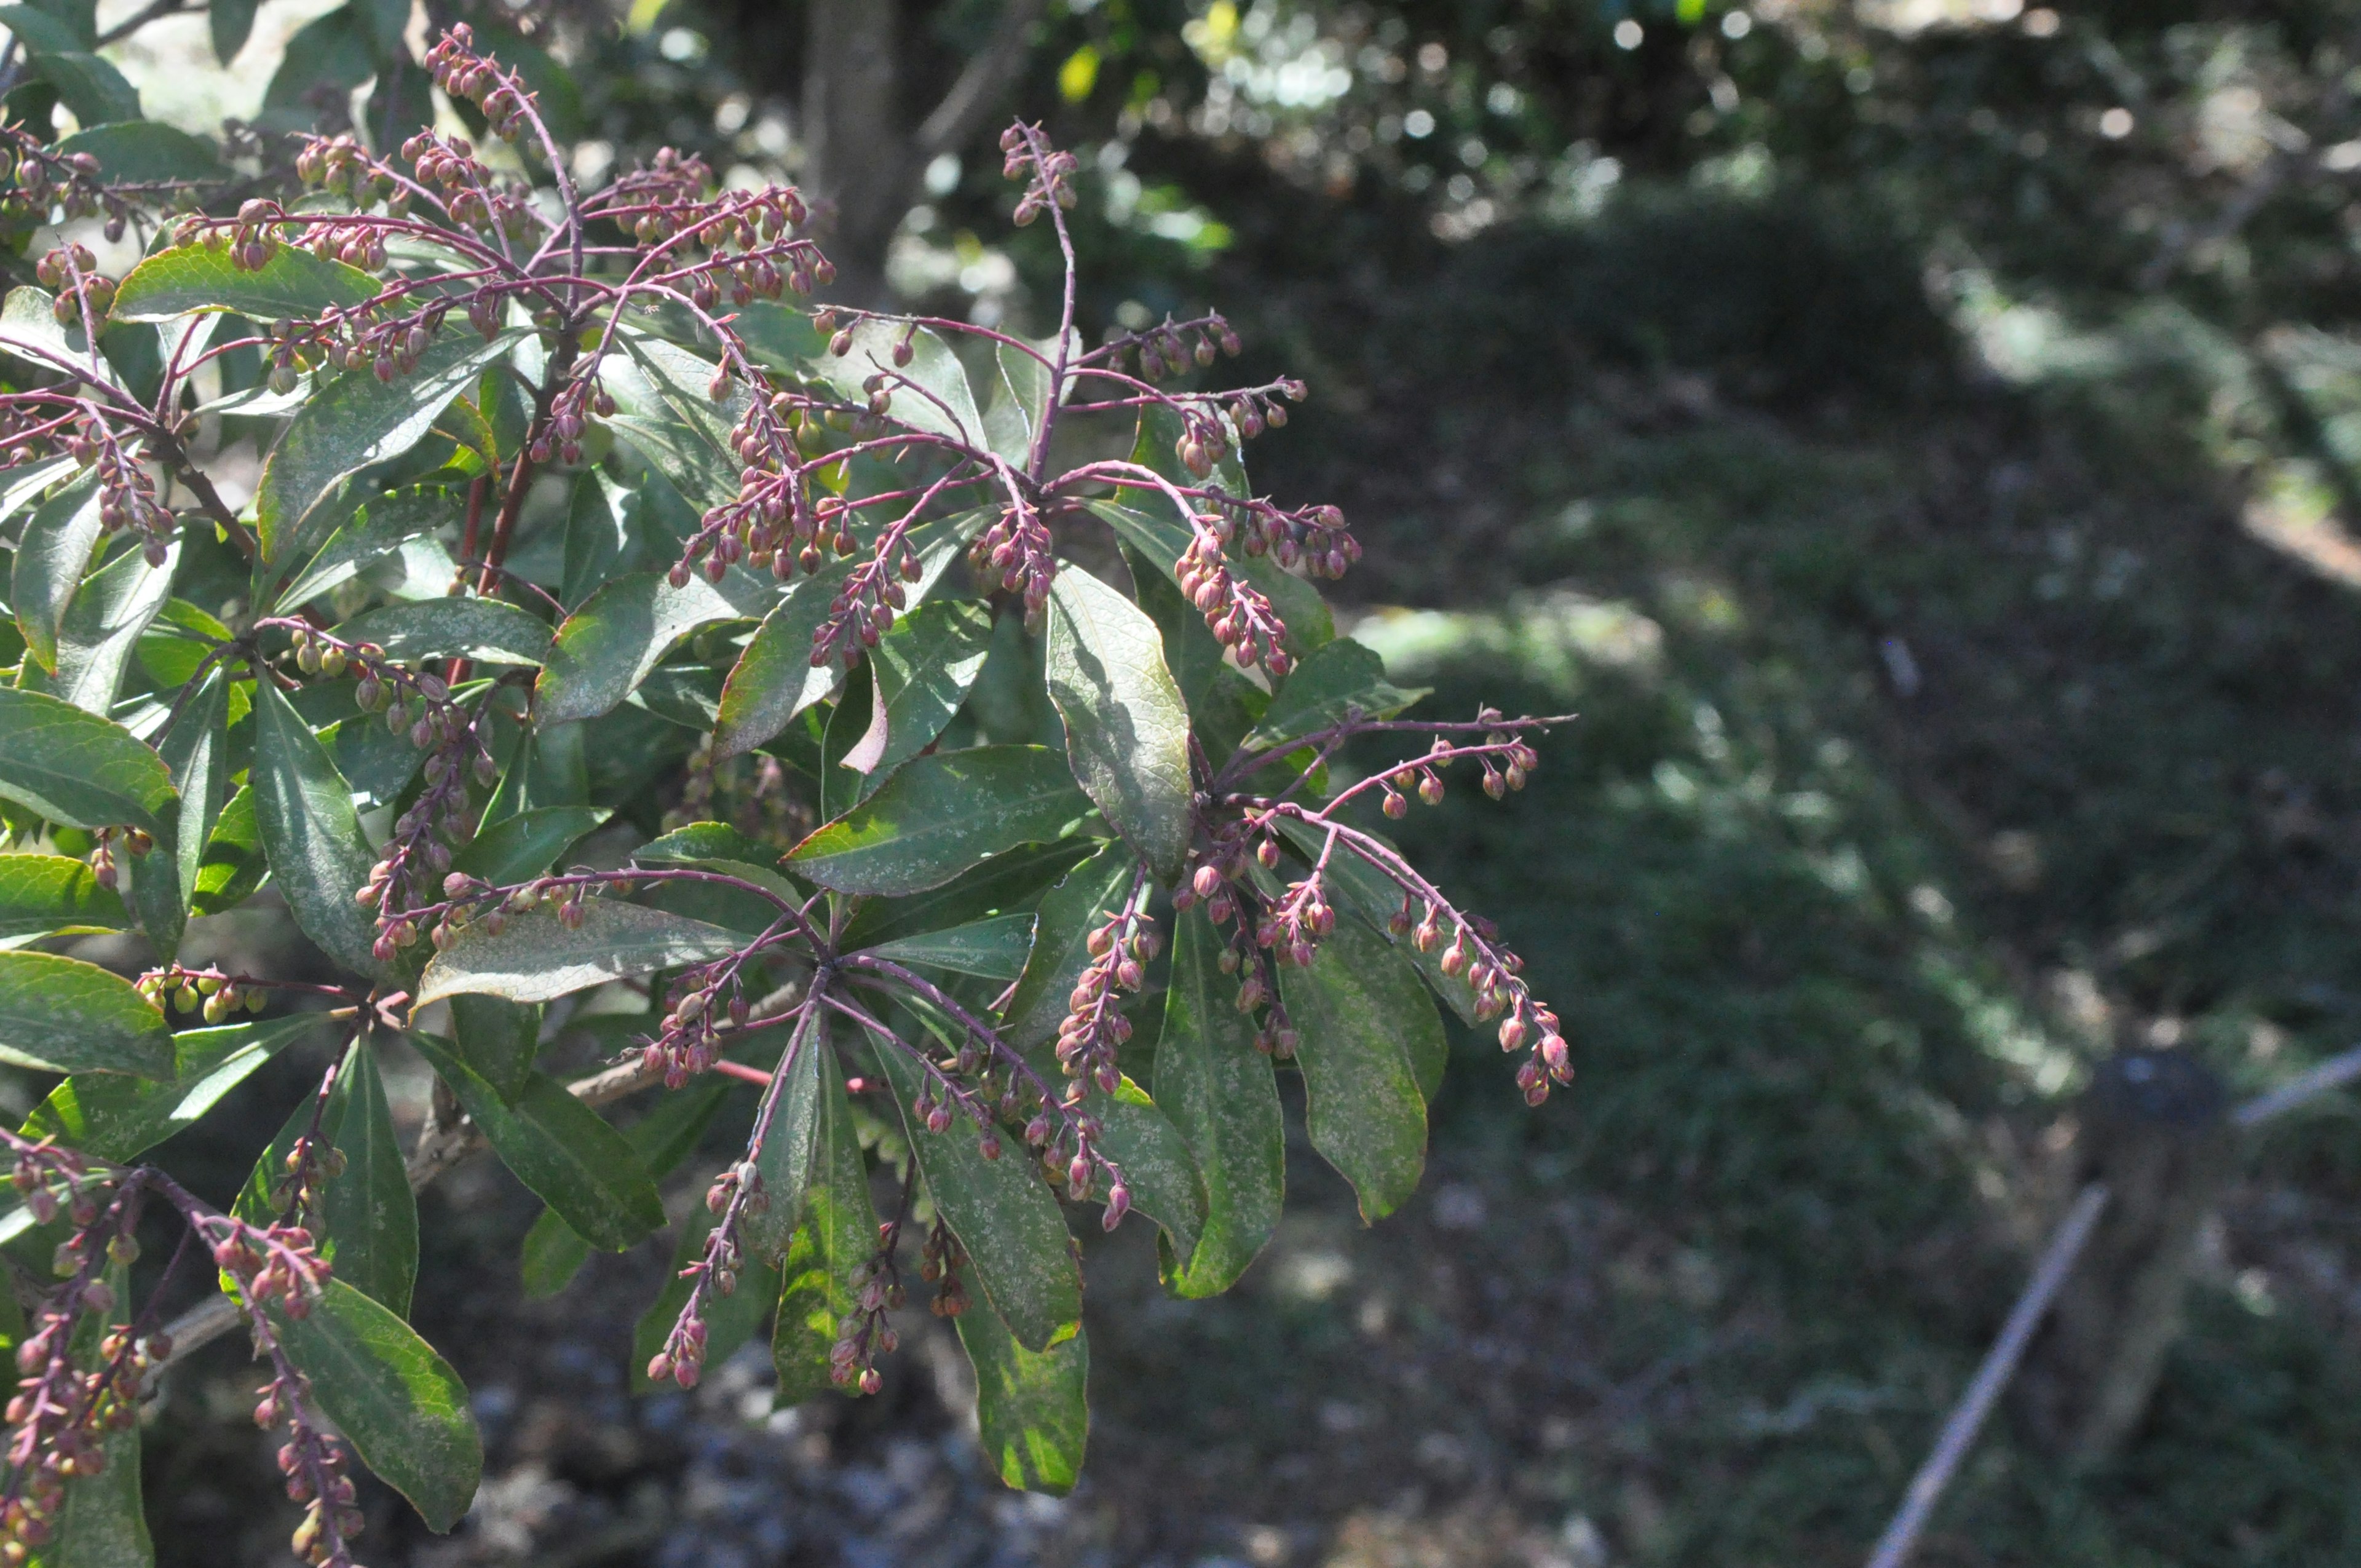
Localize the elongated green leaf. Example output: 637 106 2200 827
560 469 633 609
1244 638 1426 752
23 1013 325 1160
335 598 553 665
1044 565 1193 881
738 1010 825 1265
999 843 1133 1048
1088 499 1334 655
870 1027 1081 1353
1155 906 1283 1296
447 996 538 1104
522 1076 730 1298
786 746 1091 897
448 806 607 888
1071 1075 1204 1262
534 568 772 726
633 820 783 868
269 1280 482 1532
0 6 86 55
415 898 747 1008
710 513 981 759
1276 914 1432 1222
409 1035 665 1249
136 600 231 691
210 0 256 60
981 337 1057 470
256 330 517 570
771 1042 872 1403
272 486 458 612
47 537 178 715
0 689 175 837
12 473 100 671
36 1257 152 1567
322 1039 418 1315
0 952 172 1077
0 854 127 943
28 50 138 127
250 677 385 980
157 668 230 934
0 288 108 392
837 839 1097 951
0 454 75 529
807 319 983 445
599 332 748 510
858 598 995 790
55 120 224 183
110 240 378 323
957 1296 1087 1496
189 785 267 916
858 913 1036 981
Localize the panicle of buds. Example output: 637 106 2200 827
1107 312 1244 384
638 961 755 1088
810 529 925 667
967 498 1057 619
4 1134 97 1233
53 416 176 565
425 25 541 145
81 825 153 894
534 374 612 467
918 1220 971 1317
33 243 113 328
397 130 532 239
1175 528 1291 676
1000 122 1080 226
1 127 199 237
1052 883 1156 1107
135 964 274 1026
292 132 406 216
827 1221 907 1397
257 295 453 394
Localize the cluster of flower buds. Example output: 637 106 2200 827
293 132 404 214
261 299 445 392
594 146 714 217
426 25 540 145
252 1371 363 1567
1173 843 1300 1055
138 965 272 1024
968 499 1057 619
1000 123 1079 226
208 1218 334 1315
918 1221 971 1317
534 376 612 467
810 531 927 667
6 1138 97 1230
0 406 60 465
33 243 113 328
1117 313 1243 384
2 1266 160 1566
643 1163 762 1390
1052 897 1155 1104
58 419 177 566
638 963 754 1087
1171 529 1288 675
828 1224 907 1396
1254 873 1337 970
398 130 532 239
1388 894 1568 1103
78 825 150 893
184 197 292 273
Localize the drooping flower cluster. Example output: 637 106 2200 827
968 496 1058 619
1052 881 1155 1103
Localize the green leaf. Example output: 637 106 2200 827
268 1279 482 1533
1088 498 1334 655
819 659 877 823
534 568 773 726
630 1187 781 1392
1276 914 1432 1222
189 785 267 916
29 49 138 126
560 469 635 609
250 676 386 980
12 472 100 671
53 121 224 183
1122 540 1233 719
1273 818 1477 1028
1043 564 1194 881
260 4 374 118
0 952 171 1077
23 1013 325 1160
957 1295 1088 1495
210 0 257 61
159 668 229 919
633 820 782 868
710 512 983 759
323 1037 419 1314
838 839 1096 951
335 597 553 666
855 598 995 791
981 338 1058 470
1155 906 1282 1296
409 1035 666 1249
522 1077 730 1298
771 1042 873 1403
415 898 747 1008
598 333 747 512
0 4 84 53
857 913 1036 981
446 996 538 1104
0 854 128 944
109 240 378 324
739 1011 825 1266
807 319 984 445
786 746 1091 898
869 1023 1082 1352
136 599 233 689
255 330 518 571
45 537 178 715
0 688 176 837
1244 638 1426 752
448 805 607 888
273 486 459 611
998 842 1133 1048
1072 1075 1204 1262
